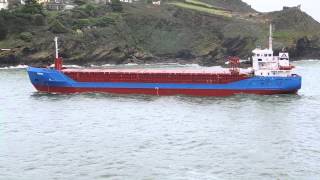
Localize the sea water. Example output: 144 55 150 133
0 61 319 180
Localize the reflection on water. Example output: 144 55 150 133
29 87 303 104
0 61 320 180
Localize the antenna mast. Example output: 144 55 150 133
269 24 273 50
54 37 63 70
54 37 59 59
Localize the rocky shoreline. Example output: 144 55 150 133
0 54 318 69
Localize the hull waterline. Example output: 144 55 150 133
33 85 298 96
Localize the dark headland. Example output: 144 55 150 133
1 0 320 67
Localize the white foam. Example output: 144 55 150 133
304 59 319 62
294 59 320 63
63 65 82 68
50 64 83 68
101 64 113 67
0 65 28 70
183 64 202 68
125 63 139 66
155 63 180 65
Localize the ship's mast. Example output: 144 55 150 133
54 37 59 59
54 37 63 70
269 24 273 50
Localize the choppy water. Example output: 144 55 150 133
0 61 320 180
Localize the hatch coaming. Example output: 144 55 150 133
62 70 250 84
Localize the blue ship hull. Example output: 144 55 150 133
27 67 302 96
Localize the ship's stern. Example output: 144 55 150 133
288 74 302 93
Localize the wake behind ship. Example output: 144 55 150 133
27 25 301 96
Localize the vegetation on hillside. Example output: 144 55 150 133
0 0 320 67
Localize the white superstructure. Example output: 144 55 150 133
251 24 294 77
0 0 8 10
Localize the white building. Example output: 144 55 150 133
0 0 9 10
152 0 160 5
120 0 132 3
93 0 106 4
19 0 48 5
107 0 133 3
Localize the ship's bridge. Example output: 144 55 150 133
251 48 293 77
252 48 278 71
250 24 295 77
252 48 274 60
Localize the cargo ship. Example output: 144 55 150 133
27 25 301 96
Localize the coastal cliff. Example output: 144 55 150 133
1 0 320 67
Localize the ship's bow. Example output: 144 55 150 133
27 67 74 93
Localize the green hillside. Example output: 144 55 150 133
200 0 255 12
0 0 320 67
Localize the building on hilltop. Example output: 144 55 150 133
17 0 67 10
3 0 24 8
46 0 65 11
152 0 160 5
20 0 49 4
0 0 9 10
120 0 132 3
22 0 67 10
94 0 106 4
38 0 50 4
106 0 134 3
283 5 301 11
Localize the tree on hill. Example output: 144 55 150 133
49 19 69 34
8 0 22 9
74 0 86 6
22 0 44 15
0 17 8 40
110 0 123 12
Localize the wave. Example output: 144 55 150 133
90 64 113 67
62 64 83 68
0 65 28 69
125 63 139 66
302 59 320 62
294 59 320 63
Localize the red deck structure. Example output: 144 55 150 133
63 67 250 84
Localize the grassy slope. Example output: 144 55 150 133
200 0 255 12
270 8 320 37
168 1 232 17
186 0 214 8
